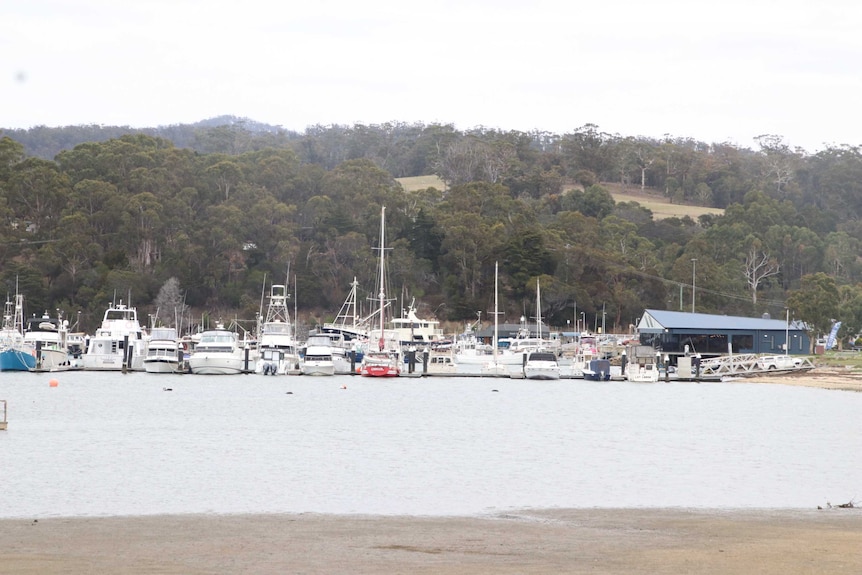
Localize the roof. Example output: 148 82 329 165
638 309 805 333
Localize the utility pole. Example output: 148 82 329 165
691 258 697 313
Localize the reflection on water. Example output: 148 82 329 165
1 371 860 518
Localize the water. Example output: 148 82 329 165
1 371 859 518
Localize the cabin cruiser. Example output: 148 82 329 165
188 325 251 375
143 327 184 374
299 334 335 376
81 302 146 371
522 351 561 380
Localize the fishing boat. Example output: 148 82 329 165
299 334 336 376
359 206 401 377
188 325 250 375
522 280 561 380
0 294 34 372
23 312 74 371
321 277 371 351
143 326 184 374
81 302 147 371
255 284 300 376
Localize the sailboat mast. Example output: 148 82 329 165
378 206 386 346
493 261 499 361
536 279 542 343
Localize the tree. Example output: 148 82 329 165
154 277 187 327
743 240 780 305
786 273 839 350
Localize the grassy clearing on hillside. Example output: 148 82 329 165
396 175 447 191
396 176 724 220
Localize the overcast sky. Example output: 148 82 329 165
3 0 860 153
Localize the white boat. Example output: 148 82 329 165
390 300 445 347
359 206 401 377
81 302 146 371
625 345 660 382
423 350 457 375
312 331 358 374
23 312 74 371
523 351 561 380
255 284 300 376
299 334 335 376
143 327 183 374
521 280 561 380
188 326 250 375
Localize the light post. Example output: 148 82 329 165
785 308 790 355
691 258 697 313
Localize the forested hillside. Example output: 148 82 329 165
1 119 861 343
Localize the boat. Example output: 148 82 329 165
143 326 184 374
522 351 561 380
0 294 35 372
320 277 371 351
188 325 250 375
389 299 445 347
23 312 74 371
359 206 401 377
625 345 660 382
299 334 336 376
423 349 457 375
310 330 359 374
81 302 146 371
521 280 561 380
255 284 300 375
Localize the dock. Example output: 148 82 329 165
0 400 7 430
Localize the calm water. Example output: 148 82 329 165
0 371 859 518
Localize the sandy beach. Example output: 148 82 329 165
729 365 862 392
2 509 861 574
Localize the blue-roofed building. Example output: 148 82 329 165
636 309 809 357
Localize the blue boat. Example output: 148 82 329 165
0 294 36 371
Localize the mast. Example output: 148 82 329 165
536 279 542 346
493 261 499 362
378 206 386 350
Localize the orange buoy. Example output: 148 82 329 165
49 379 59 387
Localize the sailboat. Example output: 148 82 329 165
359 206 401 377
481 261 510 377
522 279 561 380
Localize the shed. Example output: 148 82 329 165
636 309 809 356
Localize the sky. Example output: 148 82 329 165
2 0 861 153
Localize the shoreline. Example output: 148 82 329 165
728 366 862 392
2 508 861 574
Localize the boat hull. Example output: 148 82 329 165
0 348 35 371
188 354 247 375
360 365 400 377
300 362 335 376
144 359 182 374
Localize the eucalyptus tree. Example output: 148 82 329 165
5 157 70 236
836 284 862 349
786 273 840 349
742 238 780 305
0 136 24 181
